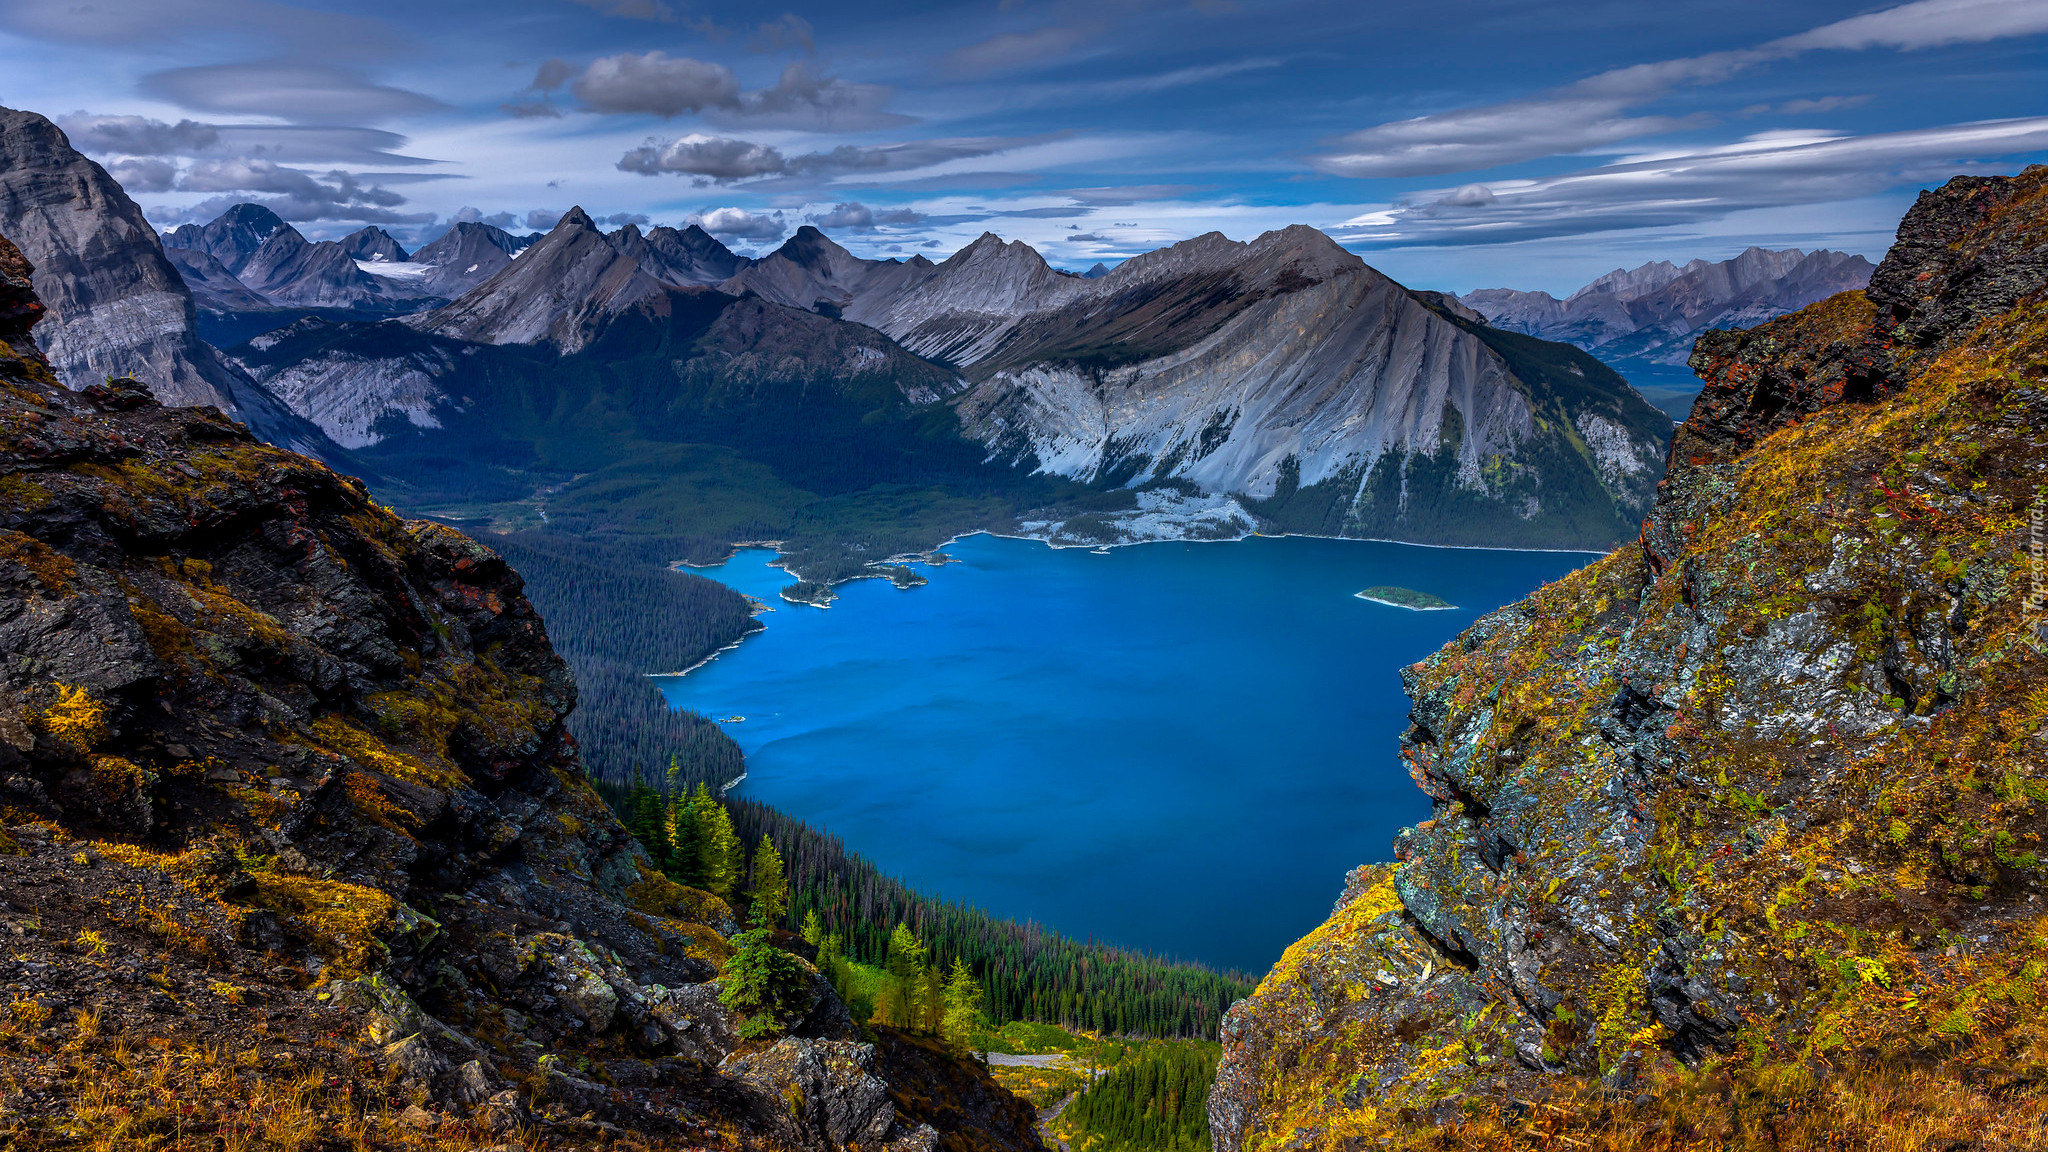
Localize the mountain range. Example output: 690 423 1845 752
1 102 1674 568
1461 246 1876 365
224 209 1672 557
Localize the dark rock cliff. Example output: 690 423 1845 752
1212 167 2048 1148
0 230 1037 1152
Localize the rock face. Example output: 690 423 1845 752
410 221 532 298
730 225 1671 549
162 202 435 312
0 107 332 455
1463 246 1877 366
1211 167 2048 1147
412 207 666 353
0 228 1039 1151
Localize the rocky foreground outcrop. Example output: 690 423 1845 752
0 231 1036 1151
1212 168 2048 1149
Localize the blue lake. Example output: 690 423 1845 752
657 532 1594 975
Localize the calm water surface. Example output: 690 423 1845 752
658 533 1592 974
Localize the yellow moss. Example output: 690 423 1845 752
250 873 396 978
297 714 465 790
662 918 735 971
33 683 106 754
0 527 73 593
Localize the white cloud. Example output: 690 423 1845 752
104 157 177 193
1771 0 2048 51
140 61 450 124
1316 0 2048 179
687 206 786 241
618 134 1054 187
1337 117 2048 246
570 52 742 118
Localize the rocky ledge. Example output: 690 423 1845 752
0 230 1037 1152
1211 168 2048 1149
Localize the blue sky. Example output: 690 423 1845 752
1 0 2043 292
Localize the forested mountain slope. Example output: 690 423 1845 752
1211 166 2048 1150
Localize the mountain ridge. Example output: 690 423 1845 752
1462 245 1877 366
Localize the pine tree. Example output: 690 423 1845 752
801 909 823 948
749 833 788 929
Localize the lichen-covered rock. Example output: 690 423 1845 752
1214 167 2048 1148
724 1037 899 1150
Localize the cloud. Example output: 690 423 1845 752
57 114 220 155
810 202 873 228
0 0 390 56
453 206 520 228
154 157 432 225
104 157 177 193
619 134 1050 186
1314 0 2048 179
527 209 564 230
55 113 438 167
1066 232 1111 242
569 51 741 117
1773 95 1876 115
597 211 651 226
618 134 787 180
1771 0 2048 51
1057 185 1202 205
707 60 910 131
501 101 564 118
141 61 450 124
686 206 786 241
945 26 1088 74
1337 117 2048 247
566 0 676 19
531 58 576 92
748 13 815 54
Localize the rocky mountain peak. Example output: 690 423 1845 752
415 202 661 352
340 225 409 263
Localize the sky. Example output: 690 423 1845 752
1 0 2044 293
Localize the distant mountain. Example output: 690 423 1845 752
1082 262 1110 279
1461 246 1876 365
161 203 435 312
719 224 1671 547
0 106 335 456
337 225 407 262
225 210 1670 553
409 221 532 298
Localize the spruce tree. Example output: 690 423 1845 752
749 834 788 929
801 909 823 948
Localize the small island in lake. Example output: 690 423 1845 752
1355 585 1456 611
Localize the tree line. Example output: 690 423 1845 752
493 532 754 792
1062 1043 1218 1152
724 795 1253 1040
